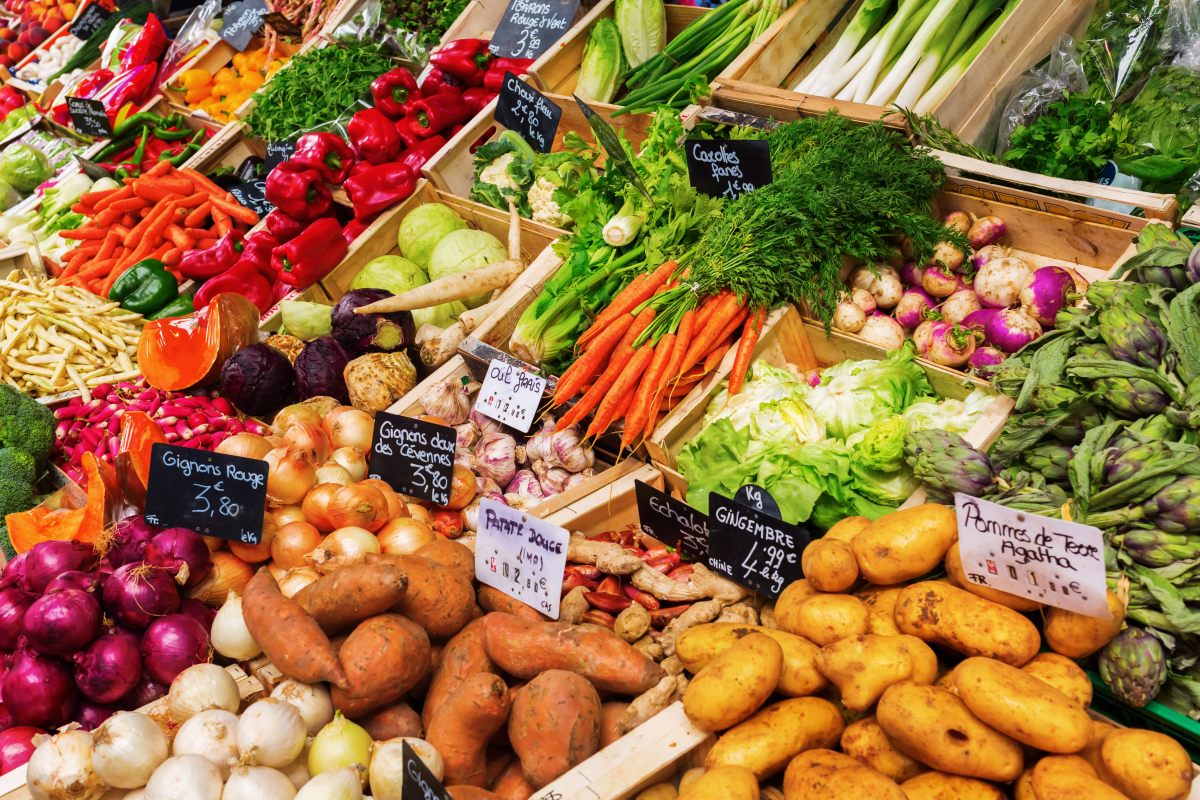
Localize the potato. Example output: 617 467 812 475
1077 720 1115 776
899 771 1005 800
815 634 937 711
677 765 759 800
853 584 905 637
934 664 959 694
636 783 678 800
841 716 927 783
1100 728 1194 800
775 580 824 634
678 767 705 793
876 681 1024 782
683 633 782 731
784 748 864 781
1031 755 1131 800
894 582 1040 666
824 516 872 542
785 764 907 799
1021 653 1092 708
851 504 958 585
944 542 1042 612
705 697 843 779
781 594 869 647
1044 591 1125 658
675 624 827 697
1014 767 1036 800
954 657 1092 754
802 539 859 593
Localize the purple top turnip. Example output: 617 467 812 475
985 308 1043 353
926 241 965 272
972 244 1011 271
1062 266 1091 294
833 302 867 333
975 255 1034 308
927 323 976 367
899 262 924 286
923 265 960 298
913 319 947 356
941 289 983 324
894 286 937 328
849 287 877 315
961 308 1002 343
945 211 971 235
1019 266 1077 327
969 346 1005 378
968 214 1006 249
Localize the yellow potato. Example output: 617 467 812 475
876 681 1024 782
677 765 759 800
1031 755 1131 800
783 594 869 647
678 768 705 794
1044 591 1125 658
854 584 905 637
683 633 782 731
705 697 844 779
775 580 824 634
636 785 679 800
894 581 1040 666
825 516 872 542
783 748 863 783
1014 767 1036 800
1021 653 1092 708
675 624 827 697
784 764 907 799
899 771 1006 800
802 539 859 593
814 634 937 710
934 662 960 694
1077 720 1116 777
841 716 927 783
1100 728 1194 800
954 657 1092 753
945 542 1043 612
851 504 958 585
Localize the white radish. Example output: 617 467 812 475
833 302 867 333
975 255 1033 308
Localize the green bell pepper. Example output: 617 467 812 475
109 259 179 315
147 293 196 320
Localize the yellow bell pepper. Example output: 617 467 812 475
266 59 285 77
213 67 237 84
197 96 223 114
226 90 253 109
238 71 264 91
243 49 268 71
184 86 212 104
176 68 211 91
231 51 251 74
212 78 241 98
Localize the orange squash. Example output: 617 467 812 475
137 293 259 390
116 410 167 509
6 453 109 553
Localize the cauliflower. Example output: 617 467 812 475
479 152 520 193
528 176 571 228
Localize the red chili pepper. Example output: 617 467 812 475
265 161 333 221
178 231 245 281
290 132 355 184
370 67 422 119
343 162 418 219
347 108 402 166
192 260 273 314
271 217 349 289
398 136 447 175
409 93 471 138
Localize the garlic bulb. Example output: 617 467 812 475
507 469 545 499
525 416 555 462
476 476 502 495
212 590 262 660
142 755 222 800
369 738 444 799
91 712 169 788
168 664 241 723
468 408 501 436
548 424 595 473
563 469 595 491
223 764 298 800
26 728 106 800
533 460 571 495
420 379 470 425
173 710 240 781
473 432 518 485
454 422 479 450
461 500 480 533
272 680 335 736
294 765 365 800
238 698 308 768
454 447 473 471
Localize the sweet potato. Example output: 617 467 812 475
357 699 423 740
428 673 512 787
491 759 535 800
367 553 475 638
448 788 504 800
478 586 550 621
600 701 629 748
416 538 476 581
411 640 445 700
425 617 496 730
509 670 601 788
485 750 516 788
242 568 347 688
332 613 432 717
292 563 408 634
482 613 666 695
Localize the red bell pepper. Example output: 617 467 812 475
395 123 422 150
343 163 418 219
399 136 447 174
462 87 496 116
193 260 273 314
238 230 281 281
370 68 422 119
290 132 355 184
178 231 245 281
420 67 464 96
265 161 333 222
483 58 535 92
409 94 471 138
446 124 465 139
430 40 493 87
342 214 378 246
348 161 375 180
439 38 491 53
272 217 349 289
264 209 310 243
347 108 401 166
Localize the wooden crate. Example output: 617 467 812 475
159 35 305 119
1183 205 1200 230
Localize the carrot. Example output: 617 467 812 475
145 160 175 178
660 394 685 412
555 344 638 432
81 188 120 206
70 203 94 215
181 167 228 196
727 306 766 395
109 197 149 213
96 231 120 262
211 192 258 225
93 186 134 211
644 308 695 439
79 258 116 279
613 386 634 420
623 332 674 447
703 339 733 373
578 383 594 395
183 227 213 240
576 275 644 348
184 201 211 228
212 207 232 237
692 289 729 333
578 260 676 348
93 207 123 228
141 177 193 195
99 263 130 297
120 214 137 229
242 569 348 688
712 306 750 347
64 244 102 259
164 224 193 251
665 378 700 397
62 228 108 240
175 192 210 209
125 201 165 248
150 242 174 262
587 341 654 438
162 248 182 266
552 313 635 405
144 201 176 248
676 293 744 378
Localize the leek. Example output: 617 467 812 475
913 0 1018 114
814 0 936 96
796 0 895 93
853 0 925 102
891 0 972 109
934 0 1005 82
866 0 970 104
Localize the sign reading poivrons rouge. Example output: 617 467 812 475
474 359 546 434
144 443 268 544
401 741 450 800
489 0 579 60
221 0 271 51
954 493 1111 619
369 412 456 506
635 479 709 559
476 498 568 618
707 492 807 599
67 97 112 138
495 73 561 154
685 139 772 200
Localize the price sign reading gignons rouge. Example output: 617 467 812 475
476 498 568 618
474 359 546 433
144 444 268 544
369 412 456 505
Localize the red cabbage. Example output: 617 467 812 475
179 598 215 634
0 588 33 652
23 589 102 657
24 541 99 594
145 528 213 589
1 645 76 727
294 336 352 403
220 343 295 415
140 614 210 684
45 571 106 597
331 289 416 354
0 726 41 775
106 515 162 567
74 634 141 704
70 699 117 731
103 563 180 630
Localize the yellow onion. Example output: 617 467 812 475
327 408 373 451
266 560 287 581
229 512 276 563
216 433 273 461
376 517 436 555
187 552 254 606
273 505 307 527
408 504 433 525
273 522 323 569
302 484 340 532
315 463 353 487
309 712 372 780
284 420 331 466
330 447 367 482
328 484 389 532
266 446 317 505
272 403 322 437
278 567 321 597
306 527 380 574
201 535 225 553
360 479 407 521
321 406 355 439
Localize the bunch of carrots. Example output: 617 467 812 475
50 161 259 298
550 259 767 449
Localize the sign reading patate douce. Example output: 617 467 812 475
954 493 1111 619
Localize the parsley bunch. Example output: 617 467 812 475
1002 92 1135 182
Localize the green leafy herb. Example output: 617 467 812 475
1002 92 1136 182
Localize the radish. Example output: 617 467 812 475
894 286 937 328
985 308 1043 353
833 302 867 333
945 211 971 235
913 319 947 356
941 289 983 324
899 262 924 287
849 287 877 315
969 346 1005 377
961 308 1001 342
927 323 976 367
968 214 1006 249
922 265 959 298
927 241 965 272
975 255 1033 308
857 315 906 350
972 244 1012 271
1019 266 1077 327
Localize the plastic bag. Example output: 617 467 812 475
1162 0 1200 67
159 0 221 86
1116 64 1200 192
331 0 431 64
1078 0 1171 101
994 34 1089 156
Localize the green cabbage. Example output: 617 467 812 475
279 300 332 340
0 143 51 194
351 255 429 296
805 345 934 440
398 204 468 269
428 229 509 309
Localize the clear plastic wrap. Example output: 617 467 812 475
332 0 430 64
994 34 1089 156
1079 0 1171 101
1163 0 1200 67
1117 64 1200 192
159 0 221 86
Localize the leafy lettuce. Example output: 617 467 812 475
806 346 934 439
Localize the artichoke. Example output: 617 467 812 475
1074 342 1115 360
1022 441 1073 483
1137 223 1193 254
906 429 996 503
1137 264 1189 290
1098 303 1168 368
1104 440 1174 487
1142 475 1200 534
1099 627 1167 708
1031 384 1085 412
1112 528 1200 567
1093 376 1170 418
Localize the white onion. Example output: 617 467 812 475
169 664 241 723
223 764 298 800
173 710 240 782
271 680 334 736
100 790 131 800
369 739 444 799
294 766 364 800
26 729 107 800
212 591 262 660
142 755 222 800
238 699 308 768
124 792 144 800
91 712 169 789
279 744 312 791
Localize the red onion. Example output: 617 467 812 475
102 625 142 650
145 528 213 589
24 541 99 594
140 614 210 685
74 634 141 704
70 699 117 731
0 703 14 735
106 515 161 567
0 588 33 652
45 571 106 597
121 672 167 709
0 553 28 590
1 645 77 727
179 598 215 634
103 562 180 630
23 589 102 657
0 726 41 775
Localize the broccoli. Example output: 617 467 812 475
0 478 32 518
0 522 13 563
0 383 55 467
0 448 35 486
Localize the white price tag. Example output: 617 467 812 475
473 360 546 433
955 493 1111 619
475 498 567 619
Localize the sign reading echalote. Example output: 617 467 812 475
635 479 709 559
368 411 456 506
707 491 807 599
401 741 450 800
144 443 268 544
66 97 112 138
954 493 1111 618
489 0 579 59
227 179 273 217
260 11 303 36
70 2 112 40
221 0 271 51
476 498 568 618
264 138 296 173
685 139 772 200
495 72 561 153
474 359 546 433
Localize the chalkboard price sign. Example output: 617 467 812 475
70 2 112 40
66 97 113 139
221 0 270 51
143 444 268 544
227 179 273 217
684 139 772 200
706 490 808 599
401 741 451 800
489 0 579 60
368 412 457 506
635 479 709 560
495 73 561 153
264 138 296 173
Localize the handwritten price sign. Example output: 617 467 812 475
476 498 568 618
369 412 456 505
473 359 546 433
144 444 267 544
